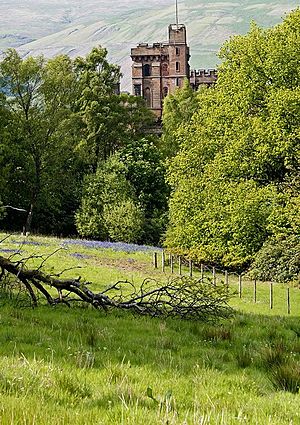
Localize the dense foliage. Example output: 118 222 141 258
0 47 167 243
164 9 300 270
2 10 300 264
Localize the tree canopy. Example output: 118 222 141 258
0 47 165 242
165 9 300 268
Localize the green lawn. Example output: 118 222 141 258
0 234 300 424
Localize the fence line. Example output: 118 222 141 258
152 251 297 315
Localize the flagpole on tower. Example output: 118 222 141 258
176 0 179 27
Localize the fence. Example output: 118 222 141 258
152 251 299 315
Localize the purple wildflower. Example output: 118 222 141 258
63 239 162 253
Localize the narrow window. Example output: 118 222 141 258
144 87 151 107
134 84 141 96
162 63 169 76
143 64 151 77
176 47 180 56
176 62 180 72
176 78 180 87
163 86 168 97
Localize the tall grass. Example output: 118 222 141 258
0 233 300 424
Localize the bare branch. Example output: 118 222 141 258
0 254 233 321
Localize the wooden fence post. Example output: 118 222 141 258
225 270 229 288
253 279 257 303
178 256 182 276
189 260 193 277
212 267 216 286
162 251 165 273
269 281 273 310
200 264 204 281
238 275 242 298
153 252 158 269
287 287 291 315
170 255 174 274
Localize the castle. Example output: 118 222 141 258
131 24 217 119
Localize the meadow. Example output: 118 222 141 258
0 233 300 424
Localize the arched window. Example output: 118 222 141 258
176 47 180 56
144 87 151 107
163 86 168 97
176 62 180 72
143 64 151 77
162 63 169 76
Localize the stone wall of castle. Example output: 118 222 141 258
131 24 217 119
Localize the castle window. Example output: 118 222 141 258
144 87 152 107
176 62 180 72
143 64 151 77
134 84 141 96
162 63 169 76
176 47 180 56
176 78 181 87
163 86 168 97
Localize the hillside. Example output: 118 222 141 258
0 0 298 90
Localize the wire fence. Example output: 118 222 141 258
152 252 299 315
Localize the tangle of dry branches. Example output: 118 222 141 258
0 253 233 321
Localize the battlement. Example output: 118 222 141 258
190 69 218 78
168 24 187 44
131 43 169 59
190 68 217 90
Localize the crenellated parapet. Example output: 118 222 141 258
190 68 218 90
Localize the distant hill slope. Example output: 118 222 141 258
0 0 297 90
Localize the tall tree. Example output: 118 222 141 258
0 50 79 233
161 78 198 158
165 9 300 268
74 46 154 172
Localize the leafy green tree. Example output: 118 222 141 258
119 137 169 244
165 9 300 268
74 47 154 172
75 157 143 242
161 78 198 158
103 200 144 243
0 50 80 234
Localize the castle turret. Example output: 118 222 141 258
131 24 190 119
130 24 217 120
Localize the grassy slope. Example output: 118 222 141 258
0 234 300 424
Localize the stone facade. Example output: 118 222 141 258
131 24 217 119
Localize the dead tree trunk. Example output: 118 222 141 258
0 254 233 321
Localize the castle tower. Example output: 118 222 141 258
131 24 190 119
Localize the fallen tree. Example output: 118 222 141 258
0 252 233 321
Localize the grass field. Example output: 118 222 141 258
0 234 300 424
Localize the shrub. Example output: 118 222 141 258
250 235 300 283
103 200 144 243
75 157 136 240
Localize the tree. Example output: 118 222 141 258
165 9 300 268
161 78 198 158
250 235 300 283
75 156 144 242
119 137 169 244
103 200 144 243
74 47 154 172
0 50 80 234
